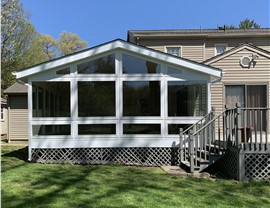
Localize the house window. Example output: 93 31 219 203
78 124 116 135
32 82 70 117
123 124 161 134
168 81 207 117
78 81 115 117
77 54 115 74
32 125 71 136
225 85 267 109
166 47 181 57
1 107 3 120
123 81 160 116
122 54 161 74
215 44 227 55
56 68 70 75
168 124 193 135
225 85 267 131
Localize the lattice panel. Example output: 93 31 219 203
245 154 270 181
31 147 180 166
217 150 238 179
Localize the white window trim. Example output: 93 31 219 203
214 44 228 56
164 46 182 57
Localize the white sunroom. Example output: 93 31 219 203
14 39 222 165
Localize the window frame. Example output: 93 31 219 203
164 46 182 57
224 84 268 109
214 44 228 56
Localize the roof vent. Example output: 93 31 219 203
240 56 252 68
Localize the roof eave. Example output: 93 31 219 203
15 39 222 80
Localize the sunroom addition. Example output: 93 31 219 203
14 40 222 162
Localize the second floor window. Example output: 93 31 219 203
215 44 227 55
166 47 181 57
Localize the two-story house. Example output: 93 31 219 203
128 28 270 130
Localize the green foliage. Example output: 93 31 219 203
1 0 39 93
239 18 261 29
2 145 270 208
57 31 87 56
1 0 88 94
224 18 261 30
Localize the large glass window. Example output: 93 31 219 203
122 54 161 74
77 54 115 74
32 82 70 117
225 85 267 131
78 124 116 135
168 81 206 117
123 81 160 116
32 125 71 136
123 124 161 134
78 81 115 117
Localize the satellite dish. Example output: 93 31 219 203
240 56 252 68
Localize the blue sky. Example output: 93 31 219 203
21 0 270 47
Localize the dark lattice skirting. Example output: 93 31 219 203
245 154 270 181
215 149 238 179
31 147 180 166
215 147 270 181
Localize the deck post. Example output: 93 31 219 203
237 150 246 181
179 128 184 163
189 130 194 173
236 102 242 148
211 107 216 144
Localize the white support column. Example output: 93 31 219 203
115 52 122 138
70 69 77 139
27 81 32 161
207 82 212 113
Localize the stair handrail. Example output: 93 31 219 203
181 107 215 136
179 108 215 163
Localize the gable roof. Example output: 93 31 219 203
203 43 270 65
14 39 222 81
3 82 28 94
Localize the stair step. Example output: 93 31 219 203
180 161 200 171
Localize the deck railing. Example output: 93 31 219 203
224 103 269 150
180 102 270 172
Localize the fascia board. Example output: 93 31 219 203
15 40 222 79
204 44 270 65
117 41 222 78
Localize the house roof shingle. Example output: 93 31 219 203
3 82 28 94
128 28 270 41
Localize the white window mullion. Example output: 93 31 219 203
116 52 122 138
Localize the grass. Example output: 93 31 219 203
1 145 270 208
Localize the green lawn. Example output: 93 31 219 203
1 145 270 208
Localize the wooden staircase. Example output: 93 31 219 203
179 108 227 173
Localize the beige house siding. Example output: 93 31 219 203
8 95 28 141
209 48 270 133
205 37 270 60
138 39 205 62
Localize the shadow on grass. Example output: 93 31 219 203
2 146 28 161
2 146 270 208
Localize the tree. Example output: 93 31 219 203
1 0 40 93
1 0 88 93
224 18 261 30
37 34 57 60
239 18 260 29
57 32 87 56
